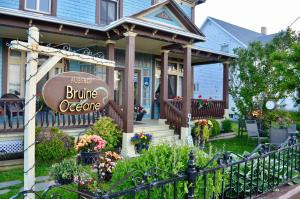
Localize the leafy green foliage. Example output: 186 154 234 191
35 127 76 163
210 119 221 137
225 149 299 197
86 117 122 150
110 145 222 198
229 29 300 120
222 119 232 133
49 159 82 183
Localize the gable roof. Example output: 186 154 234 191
131 0 205 38
207 17 264 45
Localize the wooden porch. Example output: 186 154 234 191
0 98 225 133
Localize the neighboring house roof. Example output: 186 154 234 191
205 17 277 46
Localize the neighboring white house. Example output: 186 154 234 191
193 17 298 119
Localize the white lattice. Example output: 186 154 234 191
0 140 23 153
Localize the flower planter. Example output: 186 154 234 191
134 143 149 153
270 127 288 146
80 152 100 165
56 177 73 185
136 112 145 121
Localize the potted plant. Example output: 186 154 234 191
49 159 82 185
94 151 122 181
196 95 212 109
131 133 152 153
270 116 291 145
76 134 106 164
192 119 213 149
134 105 147 121
75 174 103 197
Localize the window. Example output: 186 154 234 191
220 43 229 53
100 0 117 25
80 63 107 81
25 0 51 14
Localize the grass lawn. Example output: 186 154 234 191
207 134 258 155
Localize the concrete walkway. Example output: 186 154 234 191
0 176 54 196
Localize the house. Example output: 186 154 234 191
192 17 298 120
0 0 235 157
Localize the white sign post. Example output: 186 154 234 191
23 26 39 199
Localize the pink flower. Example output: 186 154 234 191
198 95 202 99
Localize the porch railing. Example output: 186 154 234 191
169 99 225 120
0 98 125 132
164 100 183 135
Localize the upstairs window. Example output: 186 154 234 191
25 0 51 14
100 0 117 25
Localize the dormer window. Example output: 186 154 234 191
25 0 51 14
98 0 118 25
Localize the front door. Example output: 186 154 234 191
134 70 141 106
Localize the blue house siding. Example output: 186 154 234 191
193 64 223 100
194 19 241 115
123 0 151 16
0 0 19 9
57 0 96 24
196 20 242 53
177 3 192 19
0 39 3 96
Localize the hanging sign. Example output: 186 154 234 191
42 72 110 114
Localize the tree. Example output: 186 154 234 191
229 29 299 119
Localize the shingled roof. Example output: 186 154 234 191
208 17 276 45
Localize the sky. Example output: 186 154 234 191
195 0 300 34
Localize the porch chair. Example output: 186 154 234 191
245 120 264 144
288 124 298 135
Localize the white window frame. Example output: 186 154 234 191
25 0 52 14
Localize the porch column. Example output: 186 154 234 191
223 62 229 109
223 62 229 118
160 50 169 119
106 40 115 100
123 32 136 133
182 45 192 127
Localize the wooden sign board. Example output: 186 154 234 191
42 72 110 114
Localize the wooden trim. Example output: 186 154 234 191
182 46 192 127
19 0 57 16
2 39 9 95
19 0 25 10
106 42 115 100
137 70 142 106
0 15 108 40
160 50 169 119
123 34 135 133
119 0 123 18
223 63 229 109
96 0 100 24
151 58 156 119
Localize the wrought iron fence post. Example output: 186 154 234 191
187 151 197 199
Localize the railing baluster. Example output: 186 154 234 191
277 151 281 186
3 101 7 130
256 158 260 196
250 159 254 198
267 154 271 191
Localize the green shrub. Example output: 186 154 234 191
49 159 82 184
222 119 232 133
210 119 221 136
111 145 222 198
36 127 76 163
86 117 122 150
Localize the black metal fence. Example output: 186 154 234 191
13 138 300 199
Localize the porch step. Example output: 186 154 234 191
133 120 180 146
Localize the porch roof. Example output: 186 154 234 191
0 5 204 44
